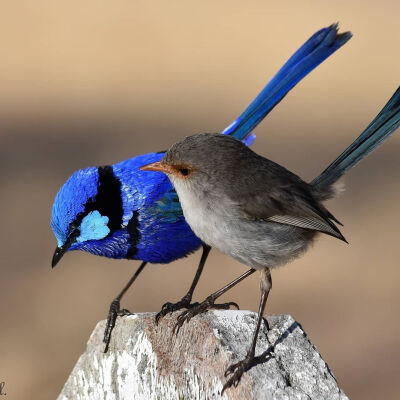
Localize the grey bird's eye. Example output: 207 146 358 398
179 168 190 176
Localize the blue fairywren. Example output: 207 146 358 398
50 24 351 352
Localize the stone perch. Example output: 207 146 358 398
58 311 349 400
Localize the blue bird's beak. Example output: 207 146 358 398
51 230 78 268
52 246 67 268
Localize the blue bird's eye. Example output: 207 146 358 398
76 210 110 243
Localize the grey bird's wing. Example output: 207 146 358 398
165 133 345 241
228 155 346 241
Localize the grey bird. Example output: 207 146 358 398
141 87 400 392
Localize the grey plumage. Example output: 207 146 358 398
141 86 400 391
164 133 344 270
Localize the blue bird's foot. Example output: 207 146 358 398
155 293 199 325
173 295 239 335
103 299 133 353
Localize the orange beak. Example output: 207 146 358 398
140 161 175 174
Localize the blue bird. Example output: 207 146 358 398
50 24 351 351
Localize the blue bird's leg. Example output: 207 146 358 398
155 244 211 324
173 268 256 335
103 261 147 353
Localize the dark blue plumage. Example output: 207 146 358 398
52 153 196 263
223 24 352 142
51 24 351 266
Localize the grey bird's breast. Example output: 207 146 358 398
171 177 316 270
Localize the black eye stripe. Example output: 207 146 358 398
95 166 123 232
69 165 123 237
126 210 140 259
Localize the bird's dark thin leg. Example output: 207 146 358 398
155 244 211 324
103 261 147 353
174 268 256 334
222 267 272 394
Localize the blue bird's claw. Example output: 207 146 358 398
103 300 132 353
173 295 240 335
155 293 200 325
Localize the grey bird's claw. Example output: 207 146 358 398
118 308 132 316
222 349 274 394
222 355 254 394
213 301 239 310
173 296 240 335
155 295 199 325
103 300 132 353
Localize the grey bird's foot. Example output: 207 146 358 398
222 353 255 394
155 294 198 325
103 299 132 353
173 295 239 334
222 343 275 394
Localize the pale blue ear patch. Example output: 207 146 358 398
77 210 110 242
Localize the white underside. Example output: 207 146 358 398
170 176 313 270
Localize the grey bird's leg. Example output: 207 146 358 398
174 268 256 334
222 267 272 394
103 261 147 353
155 244 211 324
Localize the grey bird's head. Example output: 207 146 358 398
140 133 257 191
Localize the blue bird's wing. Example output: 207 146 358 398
147 186 183 223
113 153 201 263
222 24 352 145
114 152 187 226
136 178 202 263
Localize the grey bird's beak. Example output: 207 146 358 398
52 246 66 268
140 161 174 174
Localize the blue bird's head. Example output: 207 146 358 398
51 165 124 267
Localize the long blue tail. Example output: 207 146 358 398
312 87 400 192
223 23 352 145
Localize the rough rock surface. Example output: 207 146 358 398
58 311 349 400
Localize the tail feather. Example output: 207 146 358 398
312 87 400 192
223 23 352 145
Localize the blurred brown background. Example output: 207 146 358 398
1 1 399 399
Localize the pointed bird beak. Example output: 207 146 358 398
51 233 77 268
52 246 66 268
140 161 174 174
